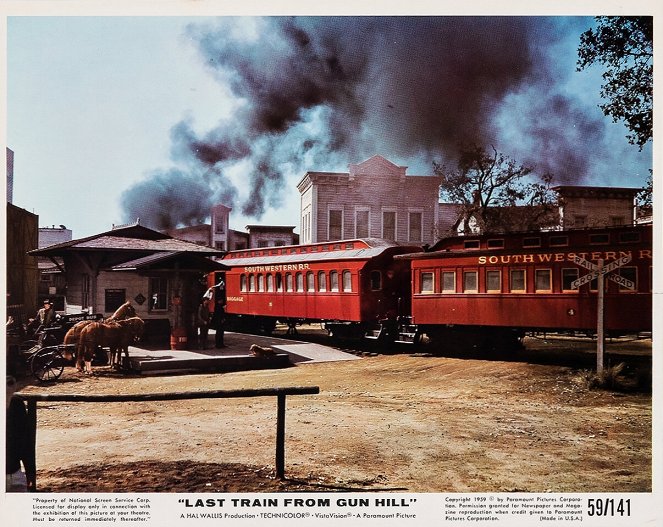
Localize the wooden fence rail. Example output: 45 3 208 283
13 386 320 490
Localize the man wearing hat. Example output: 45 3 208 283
36 300 56 328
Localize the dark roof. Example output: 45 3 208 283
29 224 223 257
109 252 227 272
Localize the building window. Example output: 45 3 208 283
370 271 382 291
486 270 501 292
574 215 587 228
82 273 91 309
356 209 369 238
330 270 339 292
442 272 456 293
214 212 226 234
510 270 526 292
318 271 327 292
105 289 126 313
535 269 552 292
342 270 352 292
562 268 579 291
420 272 434 293
329 209 343 240
382 210 396 240
611 216 626 226
408 211 423 242
149 277 168 311
215 241 226 250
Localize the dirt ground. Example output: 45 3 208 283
14 332 652 493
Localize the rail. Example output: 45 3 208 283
12 386 321 490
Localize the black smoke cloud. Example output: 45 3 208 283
123 16 608 230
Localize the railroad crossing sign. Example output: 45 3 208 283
571 255 634 290
570 256 635 375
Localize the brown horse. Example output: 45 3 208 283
108 317 145 369
62 302 137 361
77 316 143 374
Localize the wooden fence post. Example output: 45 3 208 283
276 394 287 479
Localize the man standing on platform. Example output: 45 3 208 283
211 278 226 348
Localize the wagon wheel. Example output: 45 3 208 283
30 347 65 382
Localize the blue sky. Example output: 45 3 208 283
5 13 654 238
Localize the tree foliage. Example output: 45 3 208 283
577 16 653 149
435 145 557 235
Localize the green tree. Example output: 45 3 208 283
577 16 653 149
434 145 557 235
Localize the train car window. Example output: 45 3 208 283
318 271 327 292
619 231 641 243
522 237 541 248
266 274 274 292
463 240 480 249
535 269 552 292
486 270 501 292
562 268 579 291
275 274 283 292
249 274 256 292
589 233 610 245
240 275 247 292
549 235 569 247
618 267 637 291
370 271 382 291
345 242 355 250
342 270 352 292
463 271 478 293
257 274 265 292
330 270 339 292
442 272 456 293
285 273 294 292
306 272 315 292
296 273 304 292
420 272 434 293
510 270 526 292
487 239 504 249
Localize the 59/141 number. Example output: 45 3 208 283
587 498 630 517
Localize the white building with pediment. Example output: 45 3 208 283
296 155 442 246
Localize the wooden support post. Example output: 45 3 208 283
26 399 38 492
596 259 605 375
276 394 287 479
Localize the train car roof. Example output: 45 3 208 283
396 224 652 261
222 238 422 267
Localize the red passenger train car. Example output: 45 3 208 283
396 224 653 348
217 239 421 336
